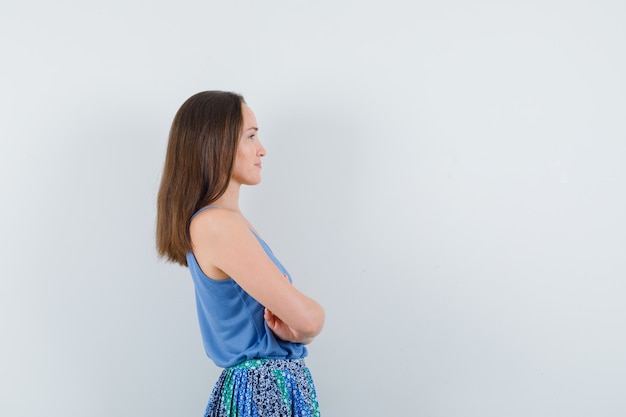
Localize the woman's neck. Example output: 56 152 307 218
212 181 241 212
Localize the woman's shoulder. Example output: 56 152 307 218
189 207 249 241
188 207 250 280
191 206 239 228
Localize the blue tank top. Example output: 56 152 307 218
186 207 307 368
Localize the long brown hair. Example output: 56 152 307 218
156 91 245 266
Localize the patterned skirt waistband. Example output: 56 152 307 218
228 358 305 370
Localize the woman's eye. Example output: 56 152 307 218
248 135 256 140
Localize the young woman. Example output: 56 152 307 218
156 91 324 417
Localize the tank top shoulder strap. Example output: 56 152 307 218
190 205 219 221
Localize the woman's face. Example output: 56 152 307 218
231 104 266 186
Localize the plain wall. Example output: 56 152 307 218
1 1 625 416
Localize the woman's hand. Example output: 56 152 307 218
264 308 314 345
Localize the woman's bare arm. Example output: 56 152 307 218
189 208 325 340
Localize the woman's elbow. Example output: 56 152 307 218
302 306 325 338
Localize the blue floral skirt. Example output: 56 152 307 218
204 358 320 417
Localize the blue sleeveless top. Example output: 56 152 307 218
186 207 307 368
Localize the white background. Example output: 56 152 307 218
1 1 625 416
